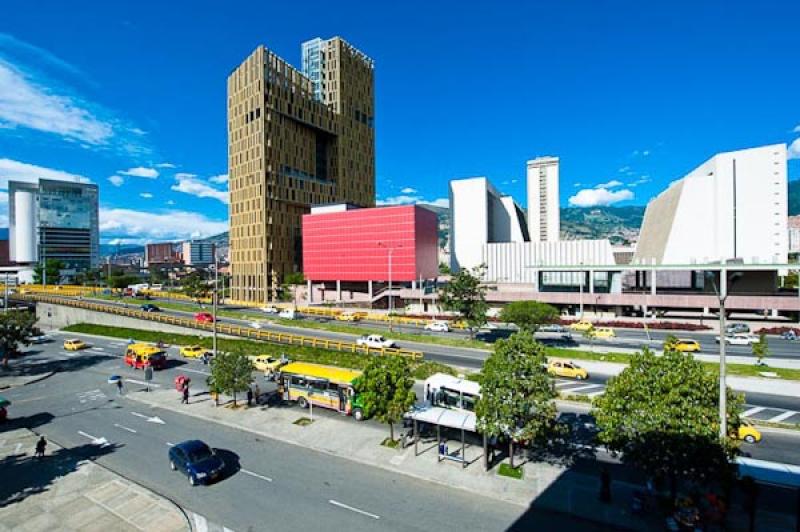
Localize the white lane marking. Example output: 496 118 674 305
114 423 137 434
328 499 380 520
124 379 161 388
166 442 175 447
241 468 273 482
587 390 605 398
554 381 577 388
130 412 166 424
90 347 105 351
77 431 110 447
741 406 766 417
560 384 602 393
767 410 798 423
192 513 209 532
180 367 210 375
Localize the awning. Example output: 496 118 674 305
405 405 476 432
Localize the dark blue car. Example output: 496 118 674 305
168 440 225 486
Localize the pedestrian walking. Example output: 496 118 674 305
116 378 124 395
246 388 253 407
35 436 47 458
182 384 189 404
254 384 261 404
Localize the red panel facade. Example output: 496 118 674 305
302 205 439 282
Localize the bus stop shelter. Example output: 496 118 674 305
405 405 480 469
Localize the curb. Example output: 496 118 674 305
0 370 56 391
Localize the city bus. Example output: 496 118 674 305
278 362 366 420
423 373 481 412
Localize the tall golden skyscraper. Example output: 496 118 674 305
227 37 375 302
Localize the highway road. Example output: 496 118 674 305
3 334 609 531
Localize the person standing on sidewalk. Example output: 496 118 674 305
246 387 253 407
35 436 47 458
116 378 124 395
182 383 189 404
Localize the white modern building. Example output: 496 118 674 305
789 215 800 255
635 144 788 266
449 177 528 272
526 156 560 242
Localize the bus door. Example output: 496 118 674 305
336 385 347 412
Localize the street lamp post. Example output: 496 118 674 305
213 256 219 357
706 269 740 441
378 242 401 333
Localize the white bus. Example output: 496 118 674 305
423 373 481 412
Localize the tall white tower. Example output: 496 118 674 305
526 156 560 242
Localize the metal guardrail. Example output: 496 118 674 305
24 294 423 360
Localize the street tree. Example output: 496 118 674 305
751 333 769 366
500 301 559 333
0 311 38 368
476 331 557 468
592 348 743 500
662 334 680 353
108 275 141 290
356 355 416 442
209 350 253 406
181 272 209 300
438 264 489 338
32 259 65 285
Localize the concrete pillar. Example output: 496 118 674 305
642 304 648 318
703 307 710 315
306 280 312 305
336 280 341 302
770 308 779 318
651 270 657 295
368 280 373 301
588 270 595 294
411 279 417 290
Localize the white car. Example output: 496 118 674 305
250 321 265 329
279 309 296 320
260 306 279 314
424 320 450 332
30 334 50 344
356 334 397 349
715 334 759 346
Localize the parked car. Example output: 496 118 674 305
168 440 225 486
716 334 758 346
725 323 750 335
260 305 279 314
547 360 588 380
180 345 212 359
63 339 88 351
140 304 161 312
278 309 296 320
424 320 450 332
673 339 701 352
356 334 397 349
194 312 214 324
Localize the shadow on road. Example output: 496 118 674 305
0 441 120 508
211 448 241 483
0 412 55 433
1 352 116 379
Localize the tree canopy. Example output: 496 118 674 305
209 350 253 405
499 301 559 332
355 355 416 441
1 311 38 368
476 331 557 467
33 259 65 285
438 264 489 337
592 348 742 496
181 272 209 299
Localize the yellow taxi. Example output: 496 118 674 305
569 320 593 332
737 422 762 444
63 338 88 351
179 345 211 359
591 327 616 339
249 355 286 377
335 311 361 322
547 360 589 380
674 339 701 353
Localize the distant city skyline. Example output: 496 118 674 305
1 1 799 246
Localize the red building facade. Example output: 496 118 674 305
302 205 438 282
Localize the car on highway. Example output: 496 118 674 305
140 303 161 312
63 339 88 351
249 354 287 378
194 312 214 323
590 327 616 339
737 422 762 444
547 360 588 380
356 334 397 349
249 321 266 329
279 309 297 320
168 440 225 486
30 333 50 344
716 334 758 346
568 320 594 332
538 324 573 339
424 320 450 332
726 323 751 335
260 305 279 314
673 339 701 352
180 345 212 359
336 311 361 322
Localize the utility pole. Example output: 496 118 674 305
41 228 46 287
4 272 8 312
717 271 728 441
388 248 394 332
213 255 218 357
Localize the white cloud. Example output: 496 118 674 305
642 150 651 156
568 187 634 207
171 174 228 204
400 187 417 194
119 166 158 178
209 173 228 184
107 175 124 187
100 207 228 242
425 198 450 208
139 192 153 199
156 162 177 168
166 200 175 205
0 158 90 188
618 166 630 173
789 138 800 160
595 180 623 189
377 194 449 208
511 179 518 184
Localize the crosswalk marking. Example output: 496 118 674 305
555 380 578 388
767 410 798 423
741 406 766 417
560 384 602 393
587 390 605 398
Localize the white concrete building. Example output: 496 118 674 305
449 177 528 272
789 215 800 255
635 144 788 265
526 156 560 242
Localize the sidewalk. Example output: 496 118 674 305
128 387 652 531
0 428 188 532
0 372 54 391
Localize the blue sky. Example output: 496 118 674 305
1 1 798 244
